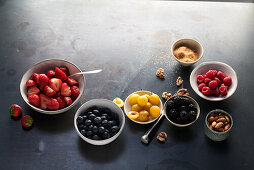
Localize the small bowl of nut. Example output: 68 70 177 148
205 109 233 141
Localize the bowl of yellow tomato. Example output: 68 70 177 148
124 90 163 124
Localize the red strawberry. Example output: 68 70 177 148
39 94 51 110
9 104 22 118
71 86 80 99
49 78 62 92
60 67 70 76
28 94 40 107
61 82 68 88
27 86 40 97
39 74 49 91
55 67 67 81
46 70 55 78
32 73 40 84
67 78 79 86
64 97 72 106
25 80 36 87
45 99 59 111
21 115 33 128
61 85 71 97
44 85 56 97
56 96 66 109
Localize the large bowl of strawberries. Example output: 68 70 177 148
20 59 85 114
190 61 237 101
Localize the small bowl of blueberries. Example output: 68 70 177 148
74 99 125 145
164 95 200 127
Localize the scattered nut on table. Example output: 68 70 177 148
156 68 165 79
162 92 172 100
157 132 167 142
207 112 231 132
177 88 189 96
176 76 183 87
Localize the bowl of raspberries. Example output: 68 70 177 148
20 59 85 114
165 95 200 127
74 99 125 145
190 61 238 101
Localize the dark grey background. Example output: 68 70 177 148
0 0 254 170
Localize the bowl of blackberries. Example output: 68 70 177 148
74 99 125 145
164 95 200 127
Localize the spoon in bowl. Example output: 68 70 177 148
64 69 102 81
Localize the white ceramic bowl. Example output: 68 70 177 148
20 59 85 114
164 95 200 127
190 61 238 101
171 39 204 67
204 109 233 141
74 99 125 145
124 90 163 124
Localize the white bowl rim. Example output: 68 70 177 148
164 95 200 127
74 99 125 145
171 38 204 64
124 90 163 125
190 61 238 101
20 58 85 114
205 109 233 134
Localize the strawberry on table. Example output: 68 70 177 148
32 73 40 84
64 97 72 106
39 74 49 91
46 70 55 78
56 96 66 109
25 80 36 87
55 67 67 81
71 86 80 99
21 115 33 129
49 78 62 92
59 67 70 76
67 78 79 86
44 85 56 97
39 94 51 110
46 98 59 111
27 86 40 97
9 104 22 118
61 85 71 97
28 94 40 107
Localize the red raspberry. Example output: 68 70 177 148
217 71 226 80
223 77 232 86
213 77 221 86
212 70 218 75
203 75 207 79
206 70 216 79
211 87 220 96
204 78 211 85
197 75 204 84
208 80 218 90
202 87 211 96
219 86 228 96
198 83 206 91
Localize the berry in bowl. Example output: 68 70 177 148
164 95 200 127
20 59 85 114
74 99 125 145
190 61 237 101
124 91 163 124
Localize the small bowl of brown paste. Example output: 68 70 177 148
171 39 204 66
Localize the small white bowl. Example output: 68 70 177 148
20 59 85 114
124 90 163 124
190 61 238 101
74 99 125 145
171 39 204 67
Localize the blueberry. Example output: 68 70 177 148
94 117 102 124
80 129 86 136
112 120 117 126
92 109 100 116
87 111 93 116
105 129 109 133
110 132 117 137
92 135 100 140
87 124 93 130
88 114 96 120
108 121 113 127
92 126 98 134
83 125 88 130
98 126 105 134
101 116 106 121
78 124 84 130
85 119 92 126
102 113 108 118
111 126 119 132
77 116 83 124
102 120 108 127
86 130 92 136
82 115 87 120
102 132 110 139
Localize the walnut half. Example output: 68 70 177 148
157 132 167 142
176 76 183 87
162 92 172 100
177 88 189 96
156 68 165 79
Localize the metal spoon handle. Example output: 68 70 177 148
141 114 165 144
67 69 102 78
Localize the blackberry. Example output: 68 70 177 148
167 100 175 109
174 96 190 106
188 104 196 111
180 110 188 121
179 105 187 111
189 111 197 121
168 109 178 119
